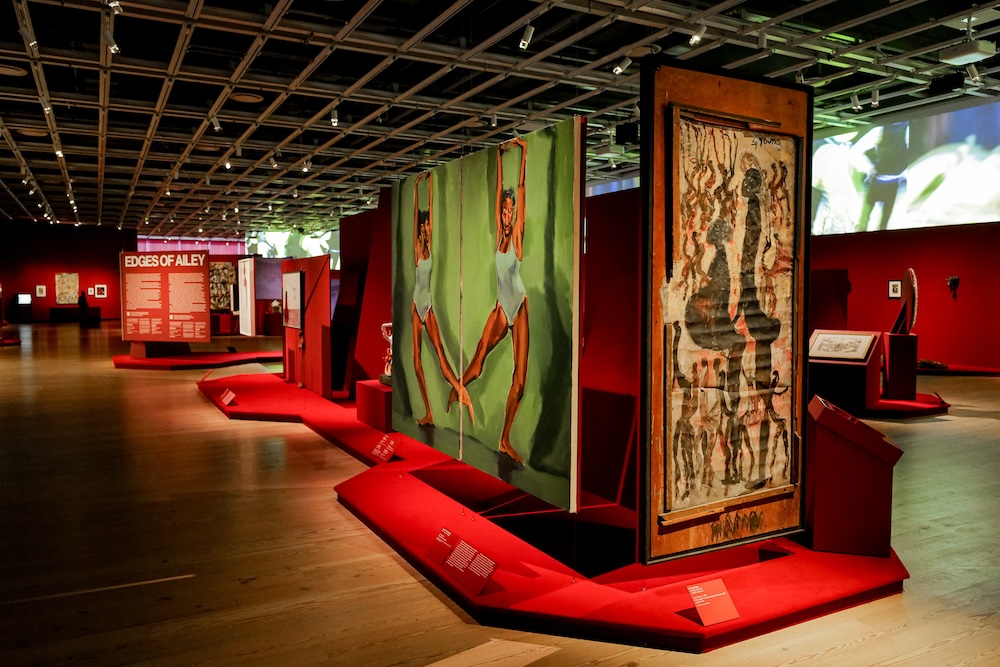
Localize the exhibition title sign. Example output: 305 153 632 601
120 251 211 343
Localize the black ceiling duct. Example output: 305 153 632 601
927 72 965 95
616 121 639 146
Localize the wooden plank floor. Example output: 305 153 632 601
1 322 998 666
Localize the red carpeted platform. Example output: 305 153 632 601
856 392 950 419
199 372 910 653
1 336 21 346
113 350 282 370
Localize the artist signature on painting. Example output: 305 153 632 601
751 136 782 148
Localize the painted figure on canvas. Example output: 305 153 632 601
411 170 473 426
452 137 530 465
666 118 797 511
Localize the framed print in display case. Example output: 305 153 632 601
808 330 876 361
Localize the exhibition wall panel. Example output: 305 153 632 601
810 222 1000 369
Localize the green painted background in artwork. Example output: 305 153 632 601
390 118 579 510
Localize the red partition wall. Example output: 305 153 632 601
0 224 137 321
282 256 331 397
353 192 392 380
581 188 642 396
810 222 1000 368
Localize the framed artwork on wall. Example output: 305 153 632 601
87 287 95 296
282 271 303 329
55 272 79 305
95 284 107 299
888 279 902 299
642 62 810 562
35 285 46 298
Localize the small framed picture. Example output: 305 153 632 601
94 284 107 299
35 285 46 298
888 280 902 299
87 287 95 296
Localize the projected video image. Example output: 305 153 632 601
812 101 1000 235
246 230 340 266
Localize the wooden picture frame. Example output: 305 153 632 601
641 62 810 562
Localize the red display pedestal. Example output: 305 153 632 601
808 331 882 413
263 312 283 336
129 341 193 358
356 379 392 433
883 333 917 400
806 395 903 558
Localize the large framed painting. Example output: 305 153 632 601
55 272 79 305
391 118 583 512
643 63 810 561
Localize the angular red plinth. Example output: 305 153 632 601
199 372 910 653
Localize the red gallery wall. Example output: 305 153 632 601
810 222 1000 369
282 256 332 397
0 224 138 321
352 192 393 381
581 188 642 396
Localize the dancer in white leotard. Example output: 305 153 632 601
410 171 473 426
451 137 529 464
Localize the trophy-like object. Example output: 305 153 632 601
379 322 393 385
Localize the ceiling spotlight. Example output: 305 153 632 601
632 103 640 118
269 156 279 169
28 187 35 195
234 206 239 213
104 29 120 54
795 69 805 84
609 157 617 169
211 116 222 132
37 203 42 208
757 30 767 50
331 109 339 127
871 89 880 108
198 228 203 233
850 92 862 111
293 188 298 198
612 56 632 76
267 203 272 211
223 213 227 220
55 149 63 158
491 112 497 127
108 0 123 15
42 104 52 114
235 145 242 157
224 160 231 170
519 23 535 50
968 64 982 83
19 27 38 53
302 160 311 172
165 187 171 196
689 23 707 46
